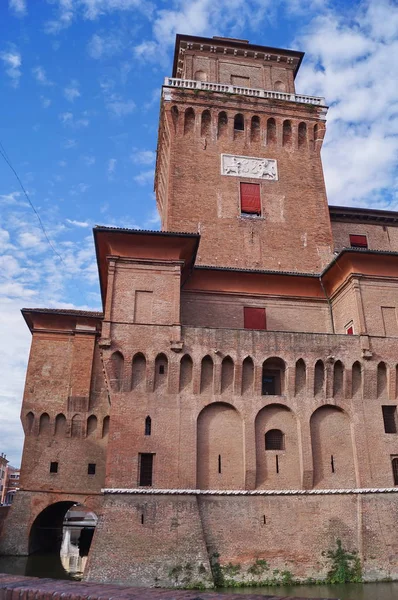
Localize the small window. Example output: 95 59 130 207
240 183 261 215
346 325 354 335
159 365 165 375
234 114 244 131
262 375 276 395
244 307 266 330
392 457 398 485
88 463 96 475
139 453 154 486
50 462 58 474
350 235 368 249
145 416 151 436
383 406 397 434
265 429 284 450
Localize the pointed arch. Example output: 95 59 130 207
154 353 168 391
234 113 244 131
267 117 276 144
298 122 307 148
333 360 344 398
295 359 306 395
352 361 362 397
132 352 146 390
179 354 193 392
221 356 234 394
71 414 83 439
145 416 151 436
313 124 319 151
87 415 97 436
282 120 292 146
201 109 211 137
377 361 388 398
217 111 228 138
250 115 260 142
200 355 214 393
102 416 110 438
109 351 124 392
314 360 325 396
184 107 195 135
39 413 50 435
55 413 66 436
26 411 35 435
262 357 285 396
171 105 179 133
242 356 254 395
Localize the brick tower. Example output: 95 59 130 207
155 35 333 272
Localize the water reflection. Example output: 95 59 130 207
223 582 398 599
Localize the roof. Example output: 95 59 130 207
21 308 103 318
94 226 199 237
329 205 398 224
172 34 304 79
196 265 318 278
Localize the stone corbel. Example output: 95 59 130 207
360 335 373 360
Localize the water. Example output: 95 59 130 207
222 582 398 599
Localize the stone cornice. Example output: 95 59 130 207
103 487 398 496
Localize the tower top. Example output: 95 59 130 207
172 33 304 80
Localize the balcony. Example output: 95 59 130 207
163 77 326 107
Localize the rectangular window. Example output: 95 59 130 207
349 234 368 248
382 406 397 434
139 453 154 486
262 375 276 395
392 457 398 485
345 321 354 335
88 463 96 475
240 183 261 215
244 307 266 330
50 462 58 474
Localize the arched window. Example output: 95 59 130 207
282 120 292 146
154 353 168 391
201 109 211 137
377 362 387 398
221 356 234 393
184 107 195 135
217 111 228 138
26 411 34 434
200 355 214 393
352 361 362 397
234 113 244 131
102 416 110 438
262 358 285 395
267 117 276 144
274 80 286 92
39 413 50 435
145 416 151 436
87 415 97 436
242 356 254 395
71 414 83 439
392 457 398 485
194 70 207 82
314 360 325 396
298 122 307 148
109 351 124 392
132 353 146 390
179 354 193 392
295 359 306 395
314 124 319 151
55 413 66 436
265 429 284 450
251 116 260 142
171 105 178 132
333 360 344 398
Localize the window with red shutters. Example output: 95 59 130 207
244 307 266 330
349 234 368 248
346 326 354 335
240 183 261 215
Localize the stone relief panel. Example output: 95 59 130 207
221 154 278 181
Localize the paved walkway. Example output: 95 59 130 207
0 574 338 600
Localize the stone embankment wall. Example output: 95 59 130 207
0 509 10 539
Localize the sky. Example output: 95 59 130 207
0 0 397 466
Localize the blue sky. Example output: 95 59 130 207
0 0 397 466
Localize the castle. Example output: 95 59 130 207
1 34 398 587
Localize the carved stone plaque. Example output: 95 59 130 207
221 154 278 181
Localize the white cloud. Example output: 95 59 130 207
70 183 90 195
32 66 53 86
131 149 156 165
64 81 81 102
87 32 123 59
63 139 77 149
66 218 90 227
0 49 22 87
134 169 154 185
107 158 116 173
9 0 26 16
40 95 51 108
105 94 135 117
0 191 22 205
59 112 89 128
82 155 96 166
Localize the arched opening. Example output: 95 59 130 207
132 353 146 390
234 113 244 131
255 404 300 489
262 357 285 396
109 351 124 392
282 120 292 146
71 414 83 439
179 354 193 392
314 360 325 396
377 362 388 398
221 356 234 393
28 502 97 580
242 356 254 395
295 359 306 395
184 107 195 135
310 405 356 488
102 416 110 438
274 80 286 92
154 353 168 391
201 109 211 137
55 413 67 436
352 361 362 397
26 411 35 434
200 355 214 393
217 111 228 138
39 413 50 435
87 415 97 436
197 403 244 489
298 122 307 148
267 117 276 145
145 416 151 436
171 105 179 133
251 115 260 142
194 70 207 82
313 124 319 151
333 360 344 398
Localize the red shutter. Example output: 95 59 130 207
349 234 368 248
240 183 261 214
244 307 266 330
346 326 354 335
